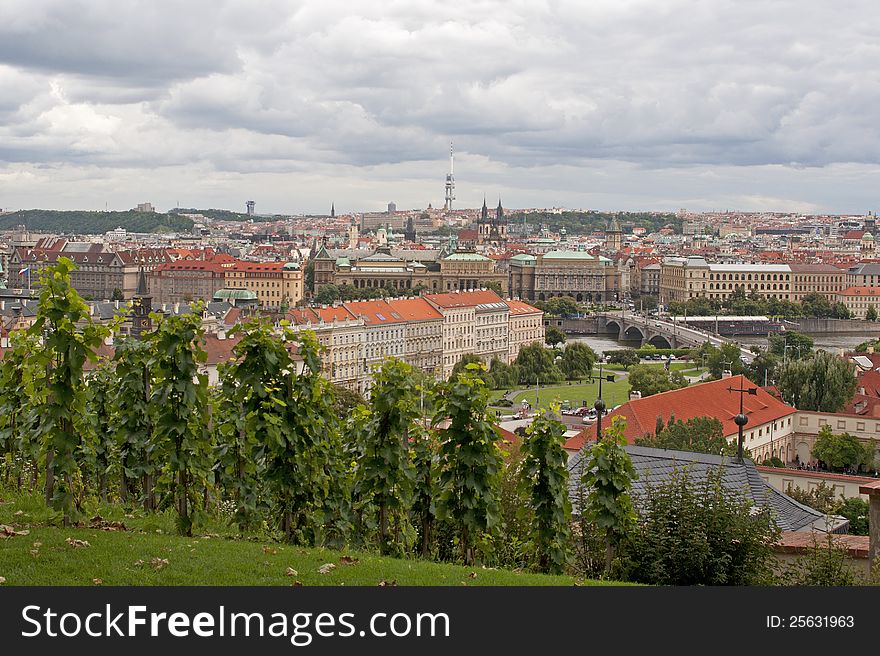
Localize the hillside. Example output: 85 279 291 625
0 491 613 586
0 210 195 235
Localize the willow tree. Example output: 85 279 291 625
147 309 209 536
434 363 502 565
27 257 108 523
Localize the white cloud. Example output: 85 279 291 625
0 0 878 213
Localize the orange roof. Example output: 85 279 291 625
565 375 796 451
838 286 880 297
342 299 405 325
505 299 542 315
384 297 443 321
424 289 503 309
287 305 358 325
153 261 228 273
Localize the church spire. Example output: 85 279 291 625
496 198 504 222
481 196 488 221
330 203 335 218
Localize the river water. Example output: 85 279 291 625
570 332 874 356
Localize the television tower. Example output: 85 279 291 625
444 141 455 211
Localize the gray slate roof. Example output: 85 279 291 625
568 445 849 533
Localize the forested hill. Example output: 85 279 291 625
0 210 195 234
506 210 682 235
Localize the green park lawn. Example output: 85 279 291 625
0 491 619 586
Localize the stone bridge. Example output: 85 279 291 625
596 313 755 363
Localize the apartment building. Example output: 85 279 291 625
225 261 303 309
384 297 444 377
836 287 880 319
8 239 171 300
846 263 880 288
506 299 545 362
287 304 365 391
788 263 845 302
343 299 407 391
287 293 543 389
149 260 228 304
660 257 792 304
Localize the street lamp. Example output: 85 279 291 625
727 383 758 462
586 361 615 441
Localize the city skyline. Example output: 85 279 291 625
1 1 879 215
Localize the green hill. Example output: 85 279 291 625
0 210 195 234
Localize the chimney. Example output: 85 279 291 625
217 330 226 340
115 299 119 309
722 370 732 379
162 303 167 312
1 336 8 348
174 303 180 314
629 390 642 401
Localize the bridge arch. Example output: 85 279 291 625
603 320 621 335
646 334 672 349
623 325 646 341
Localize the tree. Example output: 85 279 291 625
111 287 124 301
488 357 519 389
746 350 780 386
112 338 156 510
624 466 780 585
435 363 503 565
81 362 116 502
777 351 857 413
811 426 874 472
545 326 566 348
356 358 419 555
484 280 503 295
313 284 341 305
28 257 109 523
868 305 878 322
705 342 745 379
147 308 210 536
579 416 637 573
627 364 688 397
635 417 742 457
215 318 293 531
519 408 571 574
332 384 366 416
560 342 597 381
0 331 45 491
303 260 315 293
606 349 640 368
450 354 483 380
544 296 579 316
768 330 814 361
267 330 340 544
514 343 562 385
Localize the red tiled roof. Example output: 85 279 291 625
342 299 405 325
775 531 869 558
458 229 479 240
384 297 443 321
201 333 243 365
756 466 878 485
505 299 542 315
838 286 880 298
287 305 358 325
565 375 797 451
424 289 503 309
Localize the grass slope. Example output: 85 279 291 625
0 492 616 587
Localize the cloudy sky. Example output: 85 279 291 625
0 0 878 215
